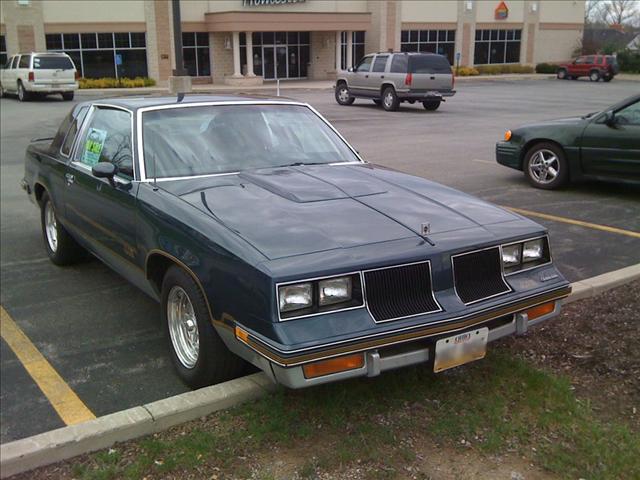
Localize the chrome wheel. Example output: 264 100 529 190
44 201 58 253
337 86 350 103
557 69 566 79
590 71 600 82
528 149 559 185
384 91 395 109
167 286 199 369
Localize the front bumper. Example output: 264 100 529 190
496 141 522 170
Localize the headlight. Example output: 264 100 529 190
501 244 521 268
522 239 544 262
278 283 312 313
319 276 352 306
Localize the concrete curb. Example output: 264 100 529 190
1 264 638 478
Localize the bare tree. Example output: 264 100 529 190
601 0 640 25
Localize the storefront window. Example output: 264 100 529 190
182 32 210 77
241 32 310 79
46 32 148 78
401 30 456 65
341 31 366 70
473 29 521 64
0 35 7 66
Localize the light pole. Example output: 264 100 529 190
169 0 192 95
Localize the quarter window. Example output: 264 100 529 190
76 108 133 179
372 55 388 72
390 55 408 73
61 106 89 157
474 29 521 64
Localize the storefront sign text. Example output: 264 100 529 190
243 0 306 6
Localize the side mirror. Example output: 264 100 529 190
348 67 354 73
603 110 616 126
92 162 118 185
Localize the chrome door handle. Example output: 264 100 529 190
65 173 75 185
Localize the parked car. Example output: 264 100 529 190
496 94 639 189
335 52 455 111
556 54 619 82
0 52 78 101
23 95 570 389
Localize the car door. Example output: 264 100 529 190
65 105 141 272
580 99 640 180
349 55 373 95
368 54 389 93
4 56 18 91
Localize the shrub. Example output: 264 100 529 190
474 64 535 75
535 62 558 74
78 77 156 89
617 49 640 73
455 66 480 76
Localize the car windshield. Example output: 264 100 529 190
33 56 74 70
142 104 360 179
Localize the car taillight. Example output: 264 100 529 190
28 71 35 82
404 72 412 86
75 71 80 80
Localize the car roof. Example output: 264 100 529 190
81 94 303 111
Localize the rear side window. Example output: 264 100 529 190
18 55 30 68
585 56 595 65
33 56 74 70
409 55 451 74
390 55 408 73
61 106 89 157
372 55 388 72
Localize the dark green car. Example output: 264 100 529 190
496 94 640 189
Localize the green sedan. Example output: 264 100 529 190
496 94 640 189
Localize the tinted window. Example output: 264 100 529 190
372 55 388 72
616 101 640 126
390 54 408 73
61 106 89 157
585 56 595 64
33 56 75 70
11 56 19 69
409 55 451 74
76 108 133 178
18 55 30 68
142 105 360 179
355 56 373 72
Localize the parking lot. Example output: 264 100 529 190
1 77 639 444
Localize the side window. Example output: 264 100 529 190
616 101 640 126
75 108 133 179
585 56 595 65
574 57 585 65
355 56 373 73
11 56 20 69
3 56 13 69
18 55 30 68
372 55 388 73
60 106 89 157
390 55 408 73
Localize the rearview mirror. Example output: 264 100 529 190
92 162 118 184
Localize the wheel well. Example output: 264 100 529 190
520 139 566 169
380 83 395 96
146 253 176 294
336 79 347 87
33 183 46 205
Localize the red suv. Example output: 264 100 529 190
556 55 619 82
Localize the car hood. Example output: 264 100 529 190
161 164 521 260
516 116 588 130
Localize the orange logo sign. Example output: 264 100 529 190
495 1 509 20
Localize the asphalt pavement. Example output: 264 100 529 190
1 77 639 443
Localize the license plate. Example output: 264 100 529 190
427 91 442 97
434 327 488 373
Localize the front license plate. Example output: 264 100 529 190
434 327 488 373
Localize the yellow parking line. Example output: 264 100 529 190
0 305 96 425
505 206 640 239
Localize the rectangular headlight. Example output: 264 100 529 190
501 244 521 268
279 283 312 313
522 239 544 263
319 276 352 306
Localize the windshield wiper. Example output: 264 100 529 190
276 162 330 168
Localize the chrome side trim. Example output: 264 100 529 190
275 271 366 322
451 245 512 306
502 234 553 276
362 259 443 324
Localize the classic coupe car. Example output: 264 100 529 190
496 94 640 189
23 96 571 389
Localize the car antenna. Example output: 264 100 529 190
152 151 159 191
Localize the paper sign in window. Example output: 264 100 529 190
82 128 107 166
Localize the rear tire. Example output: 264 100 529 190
382 86 399 111
40 192 85 265
17 81 29 102
422 100 441 111
335 82 355 105
161 265 246 389
603 74 612 82
523 142 569 190
556 68 567 80
62 92 74 101
589 70 601 82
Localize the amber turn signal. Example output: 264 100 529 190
235 326 249 343
504 130 512 141
303 353 365 379
526 302 554 321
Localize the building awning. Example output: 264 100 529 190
205 11 371 32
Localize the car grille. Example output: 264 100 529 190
364 262 441 322
452 247 511 304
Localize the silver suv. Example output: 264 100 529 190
335 52 455 111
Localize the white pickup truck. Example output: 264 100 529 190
0 52 78 101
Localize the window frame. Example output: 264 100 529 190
70 103 137 182
473 29 522 65
355 55 373 73
401 29 456 64
181 32 211 77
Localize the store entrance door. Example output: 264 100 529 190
262 45 289 80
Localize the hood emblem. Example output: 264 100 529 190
420 223 431 236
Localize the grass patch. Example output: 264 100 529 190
70 352 639 480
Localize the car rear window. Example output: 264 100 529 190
408 55 451 74
33 56 74 70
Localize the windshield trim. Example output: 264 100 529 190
136 101 365 182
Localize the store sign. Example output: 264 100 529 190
494 1 509 20
242 0 306 6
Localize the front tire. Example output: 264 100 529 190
62 92 74 101
335 82 355 105
589 70 601 82
556 68 567 80
17 81 29 102
40 192 84 265
524 142 568 190
161 265 245 389
382 86 399 111
422 100 441 111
